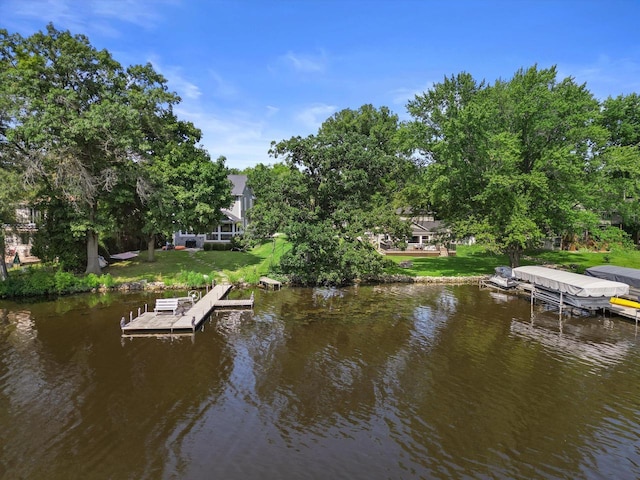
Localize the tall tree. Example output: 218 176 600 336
0 33 29 280
597 94 640 243
0 25 178 274
251 104 412 285
408 66 605 266
137 126 232 262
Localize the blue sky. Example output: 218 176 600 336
3 0 640 170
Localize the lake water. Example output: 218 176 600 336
1 284 639 479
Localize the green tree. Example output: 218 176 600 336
598 94 640 243
0 35 30 280
0 168 27 280
408 66 605 266
137 133 232 262
0 25 178 274
251 104 412 285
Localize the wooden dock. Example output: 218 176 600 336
259 276 282 290
121 284 254 335
607 303 640 325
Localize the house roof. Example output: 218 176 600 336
221 208 242 223
228 174 247 196
412 219 445 232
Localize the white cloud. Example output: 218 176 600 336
208 71 238 99
278 51 327 73
559 56 640 100
174 106 273 168
295 104 337 130
390 83 433 106
266 105 280 117
149 58 202 100
4 0 176 35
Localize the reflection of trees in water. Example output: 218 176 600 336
386 286 640 478
241 285 460 444
0 295 234 480
2 286 640 478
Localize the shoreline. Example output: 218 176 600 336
110 274 487 292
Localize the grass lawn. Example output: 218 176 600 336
106 237 290 285
383 245 510 277
383 245 640 277
106 238 640 285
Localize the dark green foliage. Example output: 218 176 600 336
202 242 233 251
250 104 413 285
31 199 87 272
408 65 604 266
0 266 115 298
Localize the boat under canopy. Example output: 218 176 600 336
585 265 640 294
513 266 629 297
512 266 629 311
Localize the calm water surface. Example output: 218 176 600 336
1 284 639 479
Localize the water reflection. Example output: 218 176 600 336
0 285 639 479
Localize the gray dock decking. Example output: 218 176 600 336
121 284 254 335
259 276 282 290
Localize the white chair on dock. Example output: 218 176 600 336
154 298 180 315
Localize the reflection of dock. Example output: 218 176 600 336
121 284 254 335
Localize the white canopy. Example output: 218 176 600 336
512 266 629 297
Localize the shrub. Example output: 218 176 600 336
203 242 233 251
169 270 214 287
54 269 78 293
0 266 116 298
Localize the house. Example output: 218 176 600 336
4 204 40 265
374 209 458 257
172 174 254 248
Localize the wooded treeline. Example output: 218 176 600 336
2 25 639 285
0 24 232 279
247 66 640 283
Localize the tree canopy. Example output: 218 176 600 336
1 24 231 272
248 104 412 285
408 65 606 266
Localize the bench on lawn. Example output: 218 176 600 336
154 298 180 315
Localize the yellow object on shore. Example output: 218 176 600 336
610 297 640 309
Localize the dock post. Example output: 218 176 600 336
138 307 141 317
192 316 196 332
130 311 133 322
120 317 125 332
145 304 148 313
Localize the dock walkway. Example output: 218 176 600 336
259 276 282 290
607 303 640 325
121 284 253 335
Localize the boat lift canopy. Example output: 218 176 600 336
585 265 640 289
513 266 629 298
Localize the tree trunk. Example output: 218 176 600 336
147 234 156 262
0 234 8 281
507 246 522 268
85 229 102 275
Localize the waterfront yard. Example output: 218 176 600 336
107 241 640 285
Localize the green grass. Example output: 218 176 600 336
106 237 290 285
383 244 640 277
383 245 510 277
6 240 639 297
